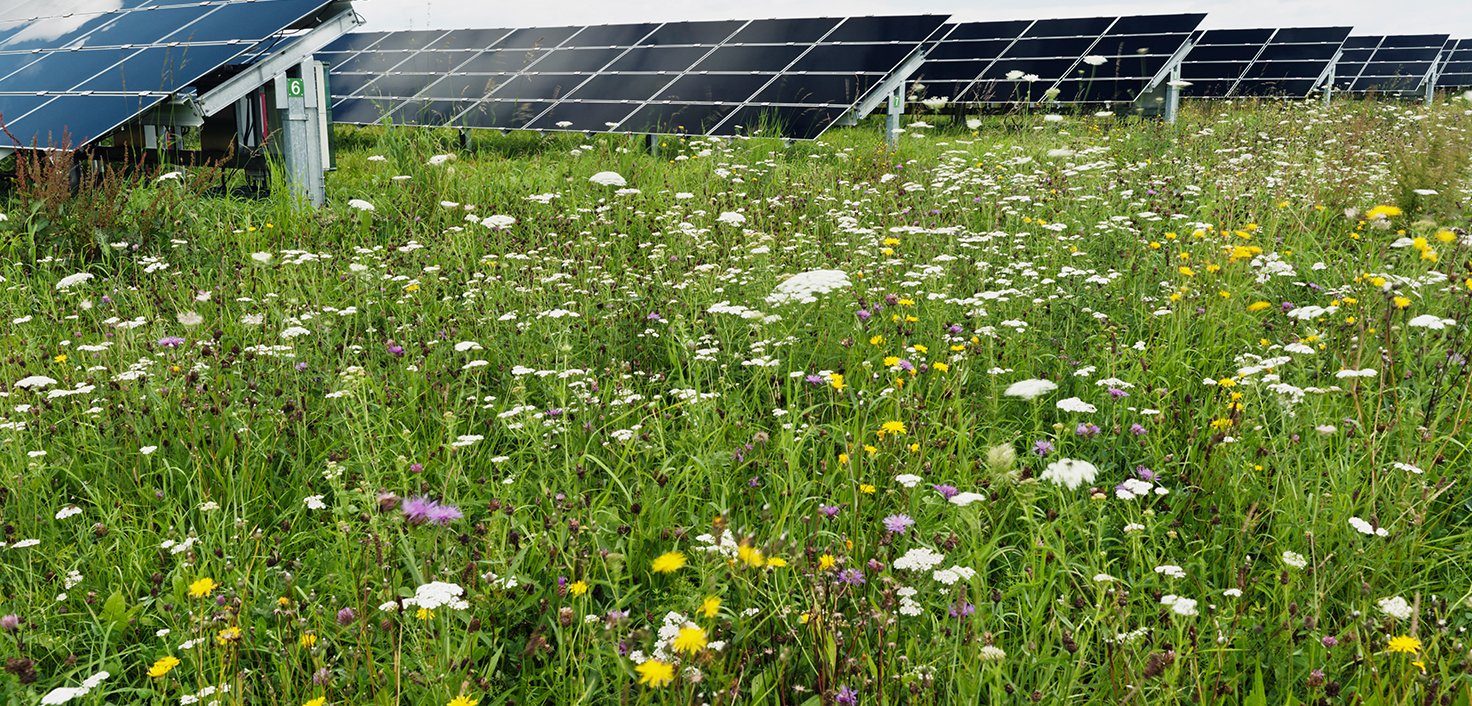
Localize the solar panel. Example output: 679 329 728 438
1181 26 1351 98
325 15 949 139
913 14 1205 105
1334 34 1449 94
1438 39 1472 89
0 0 340 150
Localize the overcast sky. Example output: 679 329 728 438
351 0 1472 37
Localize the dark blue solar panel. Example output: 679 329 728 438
329 15 948 139
1184 26 1350 98
2 94 163 148
919 14 1204 104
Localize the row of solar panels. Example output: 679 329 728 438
0 0 350 149
322 14 1469 140
0 4 1468 149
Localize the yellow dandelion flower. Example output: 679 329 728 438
1366 204 1402 220
859 483 876 494
878 420 906 437
215 626 241 646
188 577 218 598
765 556 788 568
838 453 850 465
651 551 687 574
828 373 846 391
299 632 318 649
818 554 837 571
1388 635 1422 654
1393 296 1411 309
303 698 327 706
1247 301 1271 312
447 696 479 706
568 581 588 597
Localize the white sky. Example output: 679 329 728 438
352 0 1472 37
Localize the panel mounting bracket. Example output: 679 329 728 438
1317 49 1342 105
836 47 926 145
1134 35 1196 123
188 2 361 120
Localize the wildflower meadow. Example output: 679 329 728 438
2 99 1472 705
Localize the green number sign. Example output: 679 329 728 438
287 78 305 97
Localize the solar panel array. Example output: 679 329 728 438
1333 34 1449 94
1439 39 1472 89
913 14 1205 104
0 0 337 150
322 16 947 139
1181 27 1351 97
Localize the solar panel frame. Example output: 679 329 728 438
914 14 1206 106
1334 34 1449 95
1437 38 1472 89
327 15 950 139
1181 26 1351 98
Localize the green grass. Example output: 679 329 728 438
1 97 1471 705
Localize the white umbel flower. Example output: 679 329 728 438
1041 458 1098 490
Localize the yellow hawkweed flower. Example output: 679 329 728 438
672 624 708 654
700 596 721 618
188 577 218 598
146 655 180 678
1393 296 1411 309
636 659 676 687
818 554 837 571
1388 635 1422 654
859 483 876 494
299 632 318 649
828 373 845 391
1365 204 1402 220
568 580 588 597
447 696 479 706
651 551 686 574
1247 301 1271 312
736 544 766 568
215 626 242 645
303 698 327 706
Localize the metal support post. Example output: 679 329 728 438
646 133 660 157
1322 63 1335 106
275 60 327 207
885 85 904 148
459 128 471 152
1164 64 1181 124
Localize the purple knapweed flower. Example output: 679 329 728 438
883 514 915 534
